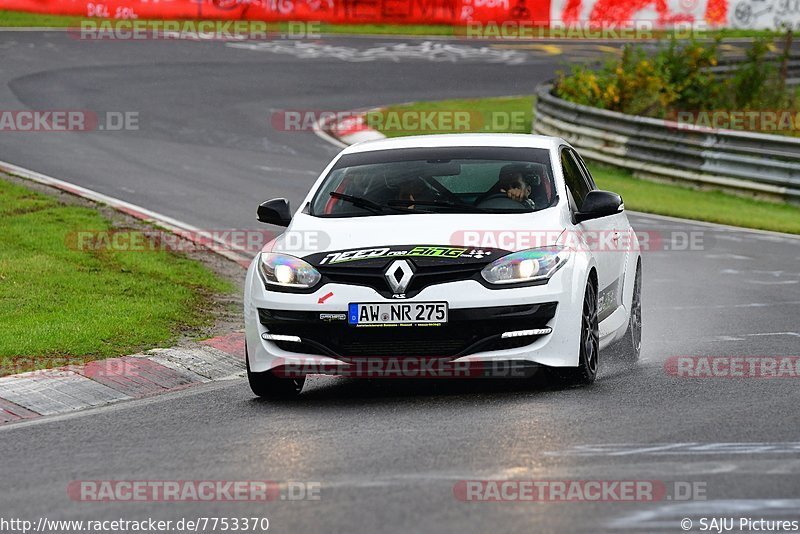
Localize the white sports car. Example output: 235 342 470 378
244 134 642 398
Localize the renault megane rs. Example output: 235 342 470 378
244 134 642 398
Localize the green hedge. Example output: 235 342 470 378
555 35 799 136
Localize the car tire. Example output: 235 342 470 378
246 344 305 399
618 261 642 363
560 278 599 386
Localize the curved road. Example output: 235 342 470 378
1 31 800 533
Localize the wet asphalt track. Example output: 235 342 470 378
1 31 799 534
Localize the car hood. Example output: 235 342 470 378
264 208 567 261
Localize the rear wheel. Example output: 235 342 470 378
246 345 305 399
618 262 642 362
560 279 599 386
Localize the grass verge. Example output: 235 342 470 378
0 10 453 33
0 9 786 39
370 96 800 234
588 165 800 234
370 96 534 137
0 176 234 375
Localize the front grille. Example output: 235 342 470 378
260 303 557 359
317 262 484 298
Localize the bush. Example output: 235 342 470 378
554 34 798 134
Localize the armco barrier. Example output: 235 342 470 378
533 79 800 204
711 56 800 88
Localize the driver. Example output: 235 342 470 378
398 177 435 210
498 166 536 209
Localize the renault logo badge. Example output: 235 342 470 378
384 259 414 294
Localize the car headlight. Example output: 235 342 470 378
258 252 321 289
481 246 570 285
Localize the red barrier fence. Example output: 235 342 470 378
2 0 795 30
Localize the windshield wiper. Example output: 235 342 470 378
329 192 420 214
329 192 385 214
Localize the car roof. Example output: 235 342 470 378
341 133 565 154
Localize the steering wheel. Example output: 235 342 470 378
475 192 526 209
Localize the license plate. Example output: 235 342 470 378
348 302 448 326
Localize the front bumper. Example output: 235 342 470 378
258 302 557 358
244 255 588 374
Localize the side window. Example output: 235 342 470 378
572 150 597 190
560 148 591 209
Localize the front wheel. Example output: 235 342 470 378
246 345 305 399
560 279 599 386
618 262 642 362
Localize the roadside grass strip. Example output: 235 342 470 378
0 177 233 374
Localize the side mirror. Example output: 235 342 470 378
257 198 292 227
575 190 623 223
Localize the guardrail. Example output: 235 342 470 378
533 77 800 204
712 56 800 87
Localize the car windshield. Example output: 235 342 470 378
310 146 557 217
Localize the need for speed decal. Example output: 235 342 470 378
310 245 500 266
